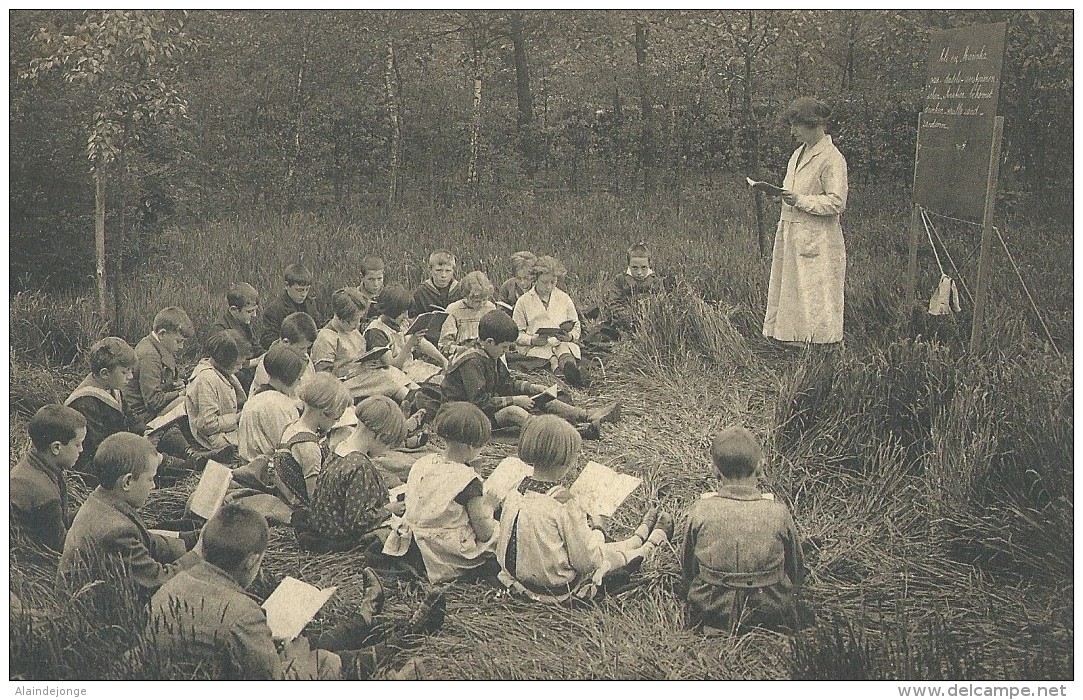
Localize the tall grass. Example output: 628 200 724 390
8 189 1073 679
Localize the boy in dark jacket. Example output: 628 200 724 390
411 249 465 346
260 263 321 349
442 311 618 440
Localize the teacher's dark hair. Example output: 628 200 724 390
783 97 831 127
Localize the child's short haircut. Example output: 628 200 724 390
710 426 763 479
331 288 365 322
298 374 351 419
89 337 137 374
204 330 244 369
510 251 537 275
95 432 159 489
355 395 408 447
460 271 494 297
152 307 195 338
377 284 413 318
428 249 456 268
518 415 581 471
28 404 87 452
280 312 318 344
201 503 269 571
477 310 519 345
626 242 651 263
360 256 385 275
263 344 306 387
284 263 314 287
532 255 567 280
435 402 491 448
226 282 259 309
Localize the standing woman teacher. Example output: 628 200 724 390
763 97 848 345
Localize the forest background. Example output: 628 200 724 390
8 9 1075 681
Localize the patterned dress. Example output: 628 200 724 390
271 431 326 505
309 451 391 545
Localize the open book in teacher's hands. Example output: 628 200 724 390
746 177 786 197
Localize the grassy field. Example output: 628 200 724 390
8 184 1073 679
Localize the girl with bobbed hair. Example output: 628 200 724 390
511 255 589 387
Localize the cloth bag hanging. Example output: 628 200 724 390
928 274 962 316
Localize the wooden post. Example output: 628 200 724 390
969 116 1005 355
906 113 924 309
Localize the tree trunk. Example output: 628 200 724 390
508 11 535 176
286 26 308 213
95 170 107 319
467 36 483 188
385 35 402 205
633 21 655 193
744 11 766 256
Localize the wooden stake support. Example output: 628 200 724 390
968 116 1005 355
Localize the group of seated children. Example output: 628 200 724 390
11 241 805 678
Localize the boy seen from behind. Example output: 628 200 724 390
680 426 804 635
260 263 321 349
10 404 86 552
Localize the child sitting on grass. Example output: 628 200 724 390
680 426 804 635
296 396 408 553
365 283 448 386
186 330 248 461
260 262 321 349
495 415 672 602
512 254 590 387
382 402 499 584
126 306 193 425
238 344 306 462
126 306 200 467
271 374 351 507
411 249 464 345
67 337 199 486
439 270 497 358
584 242 666 348
212 282 264 389
10 404 86 553
251 311 318 397
58 432 201 598
356 256 386 322
443 310 619 440
148 503 445 680
497 250 537 310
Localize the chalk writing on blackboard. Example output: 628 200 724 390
913 23 1007 222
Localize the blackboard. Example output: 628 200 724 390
913 22 1007 222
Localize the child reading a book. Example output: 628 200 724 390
410 249 464 345
10 404 86 553
512 255 589 387
238 344 306 462
680 426 804 634
126 306 193 425
186 330 248 460
443 310 619 440
382 402 499 584
260 262 321 349
211 282 264 389
365 283 447 386
59 432 201 598
251 311 318 397
270 374 351 508
439 270 497 358
148 503 445 680
495 415 672 603
297 396 408 553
